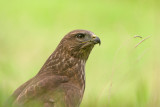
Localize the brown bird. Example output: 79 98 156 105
9 30 101 107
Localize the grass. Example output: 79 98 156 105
0 0 160 106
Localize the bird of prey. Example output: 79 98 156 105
9 30 101 107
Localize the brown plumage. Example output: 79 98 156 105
9 30 101 107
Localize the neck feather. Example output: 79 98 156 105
38 44 86 76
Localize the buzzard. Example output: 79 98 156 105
9 30 101 107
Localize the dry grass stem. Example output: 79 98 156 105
134 35 143 38
135 36 151 48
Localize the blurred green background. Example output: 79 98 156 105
0 0 160 107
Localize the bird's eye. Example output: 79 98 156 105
76 33 85 39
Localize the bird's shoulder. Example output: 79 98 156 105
12 74 69 105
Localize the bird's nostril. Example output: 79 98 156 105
92 34 97 39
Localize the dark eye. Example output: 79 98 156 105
76 33 85 39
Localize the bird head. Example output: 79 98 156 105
59 30 101 60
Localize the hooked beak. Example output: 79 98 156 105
92 35 101 45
